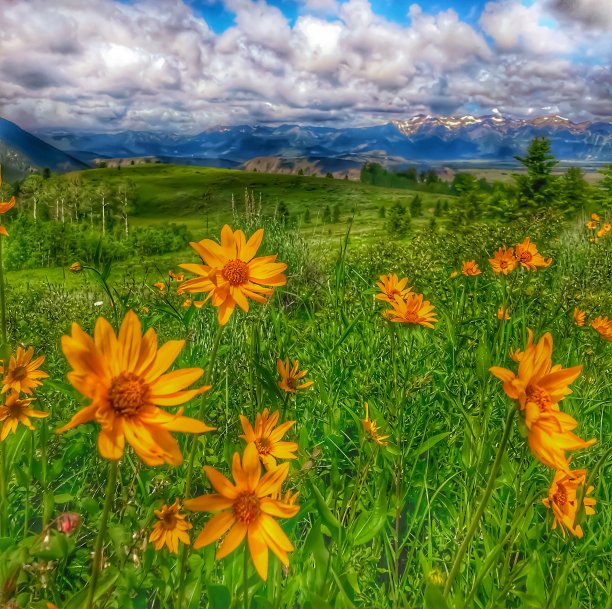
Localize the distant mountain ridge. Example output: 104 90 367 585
1 114 609 179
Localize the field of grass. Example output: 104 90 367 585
0 169 611 609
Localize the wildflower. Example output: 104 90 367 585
94 300 103 307
586 221 598 230
591 212 600 222
385 293 437 328
179 225 287 326
450 270 458 278
602 223 611 233
276 358 313 393
542 468 596 538
239 408 298 467
142 306 150 315
0 169 16 237
490 331 595 470
375 274 412 304
149 499 192 553
184 442 300 581
489 246 517 275
497 306 510 320
573 308 586 327
153 282 166 292
168 270 184 282
509 347 523 363
361 403 389 446
591 316 612 341
0 392 48 440
56 512 81 534
57 310 214 466
427 569 446 587
515 237 552 271
1 346 49 395
461 260 481 276
597 228 607 238
182 299 192 308
69 262 82 273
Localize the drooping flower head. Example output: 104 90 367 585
0 392 49 441
515 237 552 271
184 442 300 580
1 346 49 395
239 408 298 468
375 274 412 304
69 262 82 273
361 402 389 446
497 306 510 320
573 308 586 327
385 293 437 328
489 247 517 275
276 358 313 394
57 310 214 466
179 225 287 325
542 469 596 538
461 260 481 276
591 316 612 341
149 499 192 553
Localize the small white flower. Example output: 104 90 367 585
93 300 103 307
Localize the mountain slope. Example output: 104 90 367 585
0 118 88 179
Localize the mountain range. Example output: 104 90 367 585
1 115 610 179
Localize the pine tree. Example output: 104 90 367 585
594 165 612 209
560 167 590 214
332 203 341 223
410 194 423 217
513 137 559 209
322 205 331 224
385 201 410 238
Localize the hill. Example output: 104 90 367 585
0 117 88 179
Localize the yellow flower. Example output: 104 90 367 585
179 225 287 325
1 346 49 395
361 403 389 446
153 282 166 292
461 260 481 276
489 246 517 275
57 310 214 466
375 274 412 304
239 408 298 467
591 212 600 222
182 299 192 308
276 358 313 393
385 293 437 328
69 262 82 273
149 499 192 553
573 308 586 327
602 223 611 233
542 469 596 538
515 237 552 271
168 270 184 281
450 270 458 278
0 392 49 441
0 168 16 237
184 443 300 580
586 220 598 230
591 316 612 341
497 306 510 320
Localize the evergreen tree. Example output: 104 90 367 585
385 201 410 238
322 205 331 224
409 194 423 217
434 200 442 217
594 165 612 209
332 203 341 223
378 205 386 219
513 137 559 209
303 208 311 223
277 201 289 225
560 167 590 214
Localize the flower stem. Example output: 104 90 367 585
0 235 7 347
244 542 250 609
444 405 517 598
0 441 7 536
86 460 119 609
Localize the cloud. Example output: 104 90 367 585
0 0 609 133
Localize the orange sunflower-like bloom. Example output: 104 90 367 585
375 274 412 304
515 237 552 271
385 293 437 328
56 310 214 466
0 392 49 441
153 282 166 292
489 246 517 275
361 402 389 446
239 408 298 467
573 308 586 327
602 223 611 234
0 169 16 237
179 225 287 326
276 358 313 393
149 498 192 553
591 316 612 341
168 270 184 281
586 220 598 230
591 212 600 221
184 442 300 580
69 262 82 273
497 306 510 320
461 260 481 276
0 346 49 395
450 270 458 278
542 468 596 538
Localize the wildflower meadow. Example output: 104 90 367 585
0 163 610 609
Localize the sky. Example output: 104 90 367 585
0 0 610 133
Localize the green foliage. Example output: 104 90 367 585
361 163 450 194
513 137 559 209
385 200 410 238
409 194 423 217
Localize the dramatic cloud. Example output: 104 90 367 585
0 0 609 133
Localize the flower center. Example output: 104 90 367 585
11 366 28 381
500 260 508 269
526 385 551 412
233 492 261 524
7 401 26 418
404 312 420 323
255 437 273 456
519 251 532 263
222 259 249 286
162 511 178 530
553 484 568 506
108 372 149 416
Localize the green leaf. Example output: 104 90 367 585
411 432 451 459
206 584 231 609
64 567 119 609
308 481 342 539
